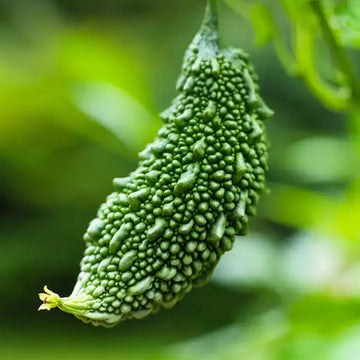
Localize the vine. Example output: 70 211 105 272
225 0 360 113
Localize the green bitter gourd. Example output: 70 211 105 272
38 0 273 327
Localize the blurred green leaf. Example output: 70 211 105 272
262 182 360 244
334 0 360 47
73 81 159 153
0 26 159 156
330 324 360 360
213 233 278 289
249 4 276 47
278 232 344 294
168 310 288 360
282 136 359 183
289 295 360 335
261 184 334 230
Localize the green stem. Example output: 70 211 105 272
293 19 349 111
310 1 360 103
203 0 219 31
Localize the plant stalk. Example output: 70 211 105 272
203 0 219 31
310 1 360 103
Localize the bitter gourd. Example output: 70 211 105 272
38 0 273 327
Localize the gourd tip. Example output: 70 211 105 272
38 286 60 311
38 285 96 319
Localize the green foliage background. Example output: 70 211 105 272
1 0 360 359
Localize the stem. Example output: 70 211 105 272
203 0 219 32
293 20 349 111
310 1 360 102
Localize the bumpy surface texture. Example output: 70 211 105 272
39 3 273 327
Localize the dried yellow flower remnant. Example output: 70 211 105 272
38 286 60 311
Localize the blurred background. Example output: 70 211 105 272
1 0 360 359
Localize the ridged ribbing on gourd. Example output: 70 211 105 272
38 0 273 327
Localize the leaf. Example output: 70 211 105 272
249 4 276 47
279 231 344 293
72 81 160 154
261 180 360 244
334 0 360 47
261 183 335 231
168 310 289 360
224 0 252 18
212 233 277 288
282 136 359 183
